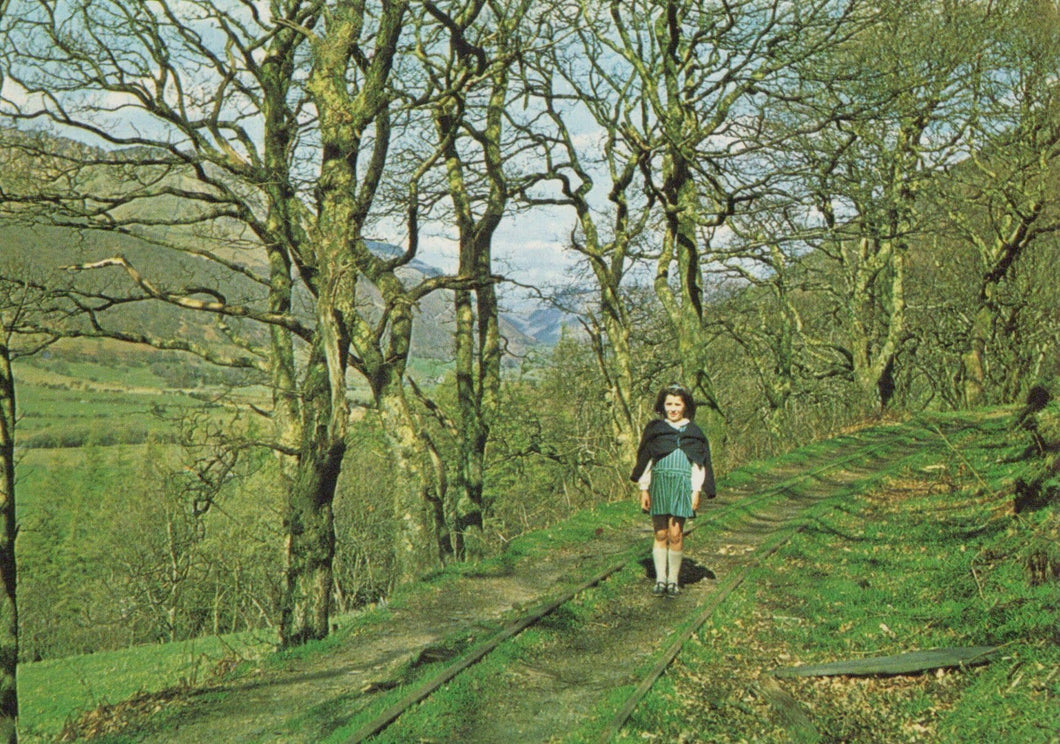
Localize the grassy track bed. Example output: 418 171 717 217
331 563 655 744
320 415 960 743
20 410 1058 743
619 412 1058 743
45 503 652 743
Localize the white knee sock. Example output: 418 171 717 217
667 549 682 586
653 546 668 583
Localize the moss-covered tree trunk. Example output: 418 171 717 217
0 0 23 733
451 221 502 560
461 241 501 560
427 8 517 558
303 0 434 598
846 238 907 411
958 199 1044 407
452 277 496 560
595 293 639 462
0 339 17 743
278 342 346 647
352 250 446 581
953 0 1060 406
377 377 444 582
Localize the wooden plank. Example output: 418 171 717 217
772 646 1000 678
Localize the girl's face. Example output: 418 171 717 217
663 394 686 422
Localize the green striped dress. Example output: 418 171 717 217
648 446 695 519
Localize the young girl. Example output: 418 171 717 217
630 384 716 597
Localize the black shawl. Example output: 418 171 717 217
630 419 716 496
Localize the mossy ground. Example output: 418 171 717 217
25 409 1059 743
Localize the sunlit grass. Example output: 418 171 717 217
17 409 1057 743
18 631 275 744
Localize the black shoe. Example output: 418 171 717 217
652 582 667 596
666 583 681 597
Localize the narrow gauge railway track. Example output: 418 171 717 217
340 425 927 743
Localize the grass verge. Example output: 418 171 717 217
18 631 275 743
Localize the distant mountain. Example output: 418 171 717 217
0 129 573 361
365 240 443 278
0 220 562 362
365 240 578 355
504 304 581 346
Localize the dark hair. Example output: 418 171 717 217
654 384 696 419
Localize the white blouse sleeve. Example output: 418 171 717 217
637 460 652 490
641 459 704 490
691 463 706 491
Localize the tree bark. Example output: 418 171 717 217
956 199 1049 407
0 0 17 721
377 381 444 583
0 340 18 744
961 304 991 407
279 346 344 647
426 4 518 559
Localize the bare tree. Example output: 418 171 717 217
515 3 655 461
529 0 861 465
789 1 984 410
940 0 1060 405
0 0 480 646
0 269 54 744
404 0 541 560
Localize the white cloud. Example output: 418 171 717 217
494 209 577 288
415 232 459 273
391 204 578 291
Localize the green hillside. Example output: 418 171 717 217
0 216 535 366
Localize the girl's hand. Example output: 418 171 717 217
691 490 701 511
640 490 651 513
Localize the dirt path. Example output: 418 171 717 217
382 443 900 743
115 520 647 743
102 423 931 743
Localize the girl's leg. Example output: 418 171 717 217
667 516 685 552
666 517 685 590
651 515 669 589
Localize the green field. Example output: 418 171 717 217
15 352 233 449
